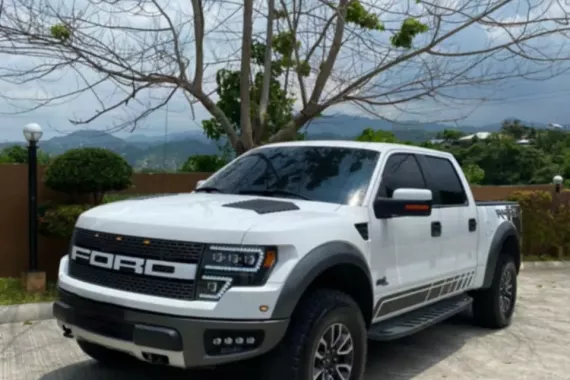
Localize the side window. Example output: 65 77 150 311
421 155 467 206
377 154 427 198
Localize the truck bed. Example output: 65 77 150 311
475 201 518 206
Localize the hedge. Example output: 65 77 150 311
508 190 570 260
38 194 145 238
39 189 569 260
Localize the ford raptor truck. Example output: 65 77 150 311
53 141 522 380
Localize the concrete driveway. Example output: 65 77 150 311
1 268 568 380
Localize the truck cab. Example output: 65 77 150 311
53 141 521 380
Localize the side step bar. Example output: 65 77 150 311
368 294 473 341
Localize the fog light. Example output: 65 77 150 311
204 330 265 356
207 281 218 293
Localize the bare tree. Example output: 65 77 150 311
0 0 569 153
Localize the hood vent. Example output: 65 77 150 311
354 223 369 240
223 198 300 214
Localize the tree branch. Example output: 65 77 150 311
257 0 275 144
240 0 254 151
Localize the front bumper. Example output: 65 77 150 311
53 289 289 368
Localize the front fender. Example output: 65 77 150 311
270 241 372 320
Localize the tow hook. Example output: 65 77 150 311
62 324 74 338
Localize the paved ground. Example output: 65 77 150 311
1 268 568 380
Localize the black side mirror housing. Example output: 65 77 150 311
373 188 433 219
373 198 432 219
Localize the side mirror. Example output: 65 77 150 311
373 188 433 219
196 179 206 188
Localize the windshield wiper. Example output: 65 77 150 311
238 189 311 201
194 186 225 193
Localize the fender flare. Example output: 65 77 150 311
481 222 521 289
270 241 373 320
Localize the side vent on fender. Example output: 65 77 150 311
354 223 369 240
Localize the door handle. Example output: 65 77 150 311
431 221 442 237
468 218 477 232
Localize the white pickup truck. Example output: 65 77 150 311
53 141 522 380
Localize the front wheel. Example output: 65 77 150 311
258 289 368 380
472 254 518 329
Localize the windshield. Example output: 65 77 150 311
199 145 380 206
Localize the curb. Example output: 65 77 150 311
520 260 569 270
0 301 53 325
0 261 567 325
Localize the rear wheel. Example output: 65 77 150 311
258 289 368 380
472 254 518 328
77 340 138 368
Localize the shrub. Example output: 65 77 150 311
508 190 570 259
180 154 227 173
0 145 50 164
39 204 92 238
45 148 133 204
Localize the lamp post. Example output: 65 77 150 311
553 175 563 194
23 123 43 273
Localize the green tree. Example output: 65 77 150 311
436 129 465 141
0 145 51 164
180 155 228 173
45 148 133 204
462 164 485 184
355 128 398 143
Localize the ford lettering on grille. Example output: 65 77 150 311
70 246 197 280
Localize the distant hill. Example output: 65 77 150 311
0 114 555 170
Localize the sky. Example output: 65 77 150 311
1 0 570 142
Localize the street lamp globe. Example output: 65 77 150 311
23 123 43 144
553 175 563 185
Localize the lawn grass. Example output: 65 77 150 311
0 278 58 306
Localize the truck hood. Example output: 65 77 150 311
76 193 342 245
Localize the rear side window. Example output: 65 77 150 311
421 156 467 206
377 154 427 198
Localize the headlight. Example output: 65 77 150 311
195 245 277 301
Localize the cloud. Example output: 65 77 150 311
1 0 570 143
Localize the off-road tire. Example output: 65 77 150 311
472 254 518 329
77 339 137 368
257 289 368 380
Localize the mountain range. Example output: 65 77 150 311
0 114 555 170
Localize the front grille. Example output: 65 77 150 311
69 228 203 300
74 228 205 264
69 261 196 300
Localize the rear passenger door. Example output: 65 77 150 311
372 153 442 291
416 155 477 277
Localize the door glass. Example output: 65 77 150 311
422 156 468 205
378 154 427 198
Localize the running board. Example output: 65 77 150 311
368 294 473 341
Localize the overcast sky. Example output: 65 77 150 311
1 0 569 142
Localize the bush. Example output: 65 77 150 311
39 204 92 238
38 193 156 237
45 148 133 204
508 190 570 259
180 154 227 173
0 145 51 164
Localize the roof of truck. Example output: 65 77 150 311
259 140 453 157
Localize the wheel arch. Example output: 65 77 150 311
481 222 521 289
271 241 374 327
